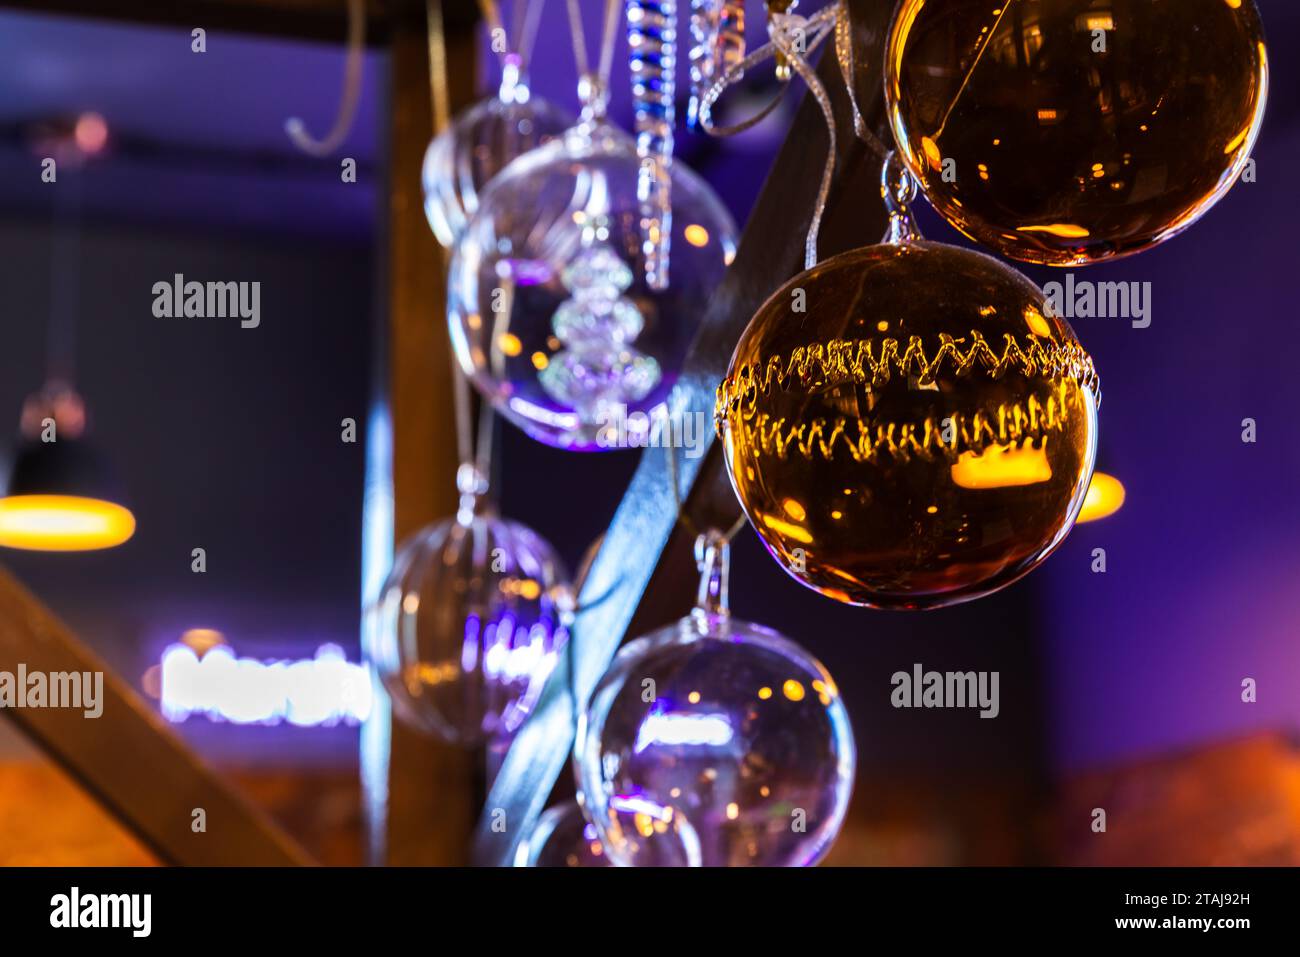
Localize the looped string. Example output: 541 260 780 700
285 0 366 156
833 2 891 157
698 2 840 270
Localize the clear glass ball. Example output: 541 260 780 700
422 88 573 248
514 799 701 867
448 121 737 450
577 610 856 866
369 501 570 746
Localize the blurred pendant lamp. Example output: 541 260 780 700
0 113 135 552
1076 472 1126 524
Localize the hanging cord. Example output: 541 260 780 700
665 438 748 545
833 0 887 151
698 2 838 269
425 0 495 491
46 166 83 389
477 0 546 72
566 0 623 95
286 0 367 156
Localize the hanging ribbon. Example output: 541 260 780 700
697 1 841 270
477 0 546 101
286 0 367 157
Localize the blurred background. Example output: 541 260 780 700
0 0 1297 866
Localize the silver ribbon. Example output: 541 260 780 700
697 2 842 270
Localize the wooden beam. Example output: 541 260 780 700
0 1 483 44
473 0 897 866
363 3 479 866
0 567 312 866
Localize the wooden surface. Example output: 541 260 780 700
1055 732 1300 866
366 7 478 866
0 0 482 43
0 567 312 866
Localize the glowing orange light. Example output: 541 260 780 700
951 442 1053 489
180 628 226 656
74 112 109 154
0 494 135 551
683 224 710 247
497 333 523 357
1017 223 1091 239
782 679 805 702
1077 472 1126 523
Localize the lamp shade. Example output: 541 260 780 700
0 437 135 551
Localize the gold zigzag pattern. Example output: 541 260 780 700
717 331 1098 420
715 332 1098 463
726 382 1081 464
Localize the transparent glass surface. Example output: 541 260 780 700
577 611 855 866
422 91 573 248
514 799 700 867
717 240 1099 608
369 502 570 746
448 121 737 450
885 0 1268 265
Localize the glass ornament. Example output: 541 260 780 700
514 798 701 867
369 468 572 745
716 163 1100 609
448 78 737 450
884 0 1268 265
422 58 573 248
577 531 855 866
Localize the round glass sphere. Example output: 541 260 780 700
577 610 855 866
448 121 737 450
514 799 700 867
885 0 1268 265
716 240 1099 609
369 499 570 745
422 78 573 248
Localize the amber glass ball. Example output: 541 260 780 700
885 0 1268 265
717 241 1099 609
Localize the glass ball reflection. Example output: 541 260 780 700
422 80 572 248
514 799 701 867
885 0 1269 265
717 240 1099 608
448 121 737 450
369 500 570 746
577 611 855 866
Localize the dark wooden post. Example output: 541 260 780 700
363 1 480 866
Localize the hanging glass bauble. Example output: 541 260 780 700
514 798 701 867
422 58 573 248
369 470 572 745
577 531 855 866
884 0 1268 265
448 79 737 451
717 163 1099 609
